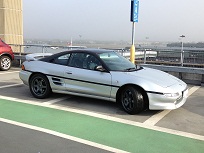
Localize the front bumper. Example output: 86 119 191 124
148 88 188 110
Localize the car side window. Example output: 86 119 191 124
51 53 70 66
69 53 87 68
86 54 101 70
68 53 101 70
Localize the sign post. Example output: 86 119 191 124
130 0 139 63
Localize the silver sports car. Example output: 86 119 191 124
19 49 188 114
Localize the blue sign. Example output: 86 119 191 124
130 0 139 22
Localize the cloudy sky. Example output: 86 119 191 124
23 0 204 42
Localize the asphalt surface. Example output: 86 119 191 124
0 122 110 153
0 67 204 153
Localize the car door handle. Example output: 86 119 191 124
66 72 72 74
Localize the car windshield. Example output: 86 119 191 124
98 51 138 71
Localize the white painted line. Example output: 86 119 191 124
0 94 203 141
0 118 129 153
143 110 171 126
0 83 23 89
188 86 200 97
143 86 201 126
0 71 20 75
43 96 71 105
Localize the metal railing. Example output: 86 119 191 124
9 44 204 68
138 50 204 68
115 48 204 68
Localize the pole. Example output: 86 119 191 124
130 22 135 63
42 45 45 54
181 40 183 66
19 45 22 66
144 49 146 64
180 35 185 66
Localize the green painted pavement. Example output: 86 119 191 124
0 99 203 153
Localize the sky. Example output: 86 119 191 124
23 0 204 42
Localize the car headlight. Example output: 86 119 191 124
164 92 180 97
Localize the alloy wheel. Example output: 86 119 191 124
122 89 135 111
0 57 11 70
31 76 47 96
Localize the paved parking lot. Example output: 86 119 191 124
0 68 204 153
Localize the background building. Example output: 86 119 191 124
0 0 23 52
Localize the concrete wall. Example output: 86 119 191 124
0 0 23 52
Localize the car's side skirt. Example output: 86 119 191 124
53 90 116 102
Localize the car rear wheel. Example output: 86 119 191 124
0 56 11 71
29 74 52 99
120 86 144 114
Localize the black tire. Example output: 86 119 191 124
29 74 52 99
120 86 144 114
0 56 12 71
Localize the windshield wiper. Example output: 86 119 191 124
123 66 143 72
123 67 136 72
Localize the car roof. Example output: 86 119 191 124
71 48 113 53
40 48 114 62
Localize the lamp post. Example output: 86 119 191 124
180 35 185 66
143 37 149 64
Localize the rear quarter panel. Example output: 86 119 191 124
24 60 66 91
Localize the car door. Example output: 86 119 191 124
64 52 112 98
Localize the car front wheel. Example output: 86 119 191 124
29 74 52 99
120 86 144 114
0 56 11 71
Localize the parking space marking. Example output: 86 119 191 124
0 94 203 141
143 86 201 126
0 71 20 75
0 118 129 153
42 96 72 105
188 86 201 97
0 83 23 89
143 110 171 126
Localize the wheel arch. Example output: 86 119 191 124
29 72 49 85
0 53 13 60
116 84 149 109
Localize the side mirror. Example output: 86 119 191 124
95 66 106 72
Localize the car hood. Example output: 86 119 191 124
128 67 184 88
